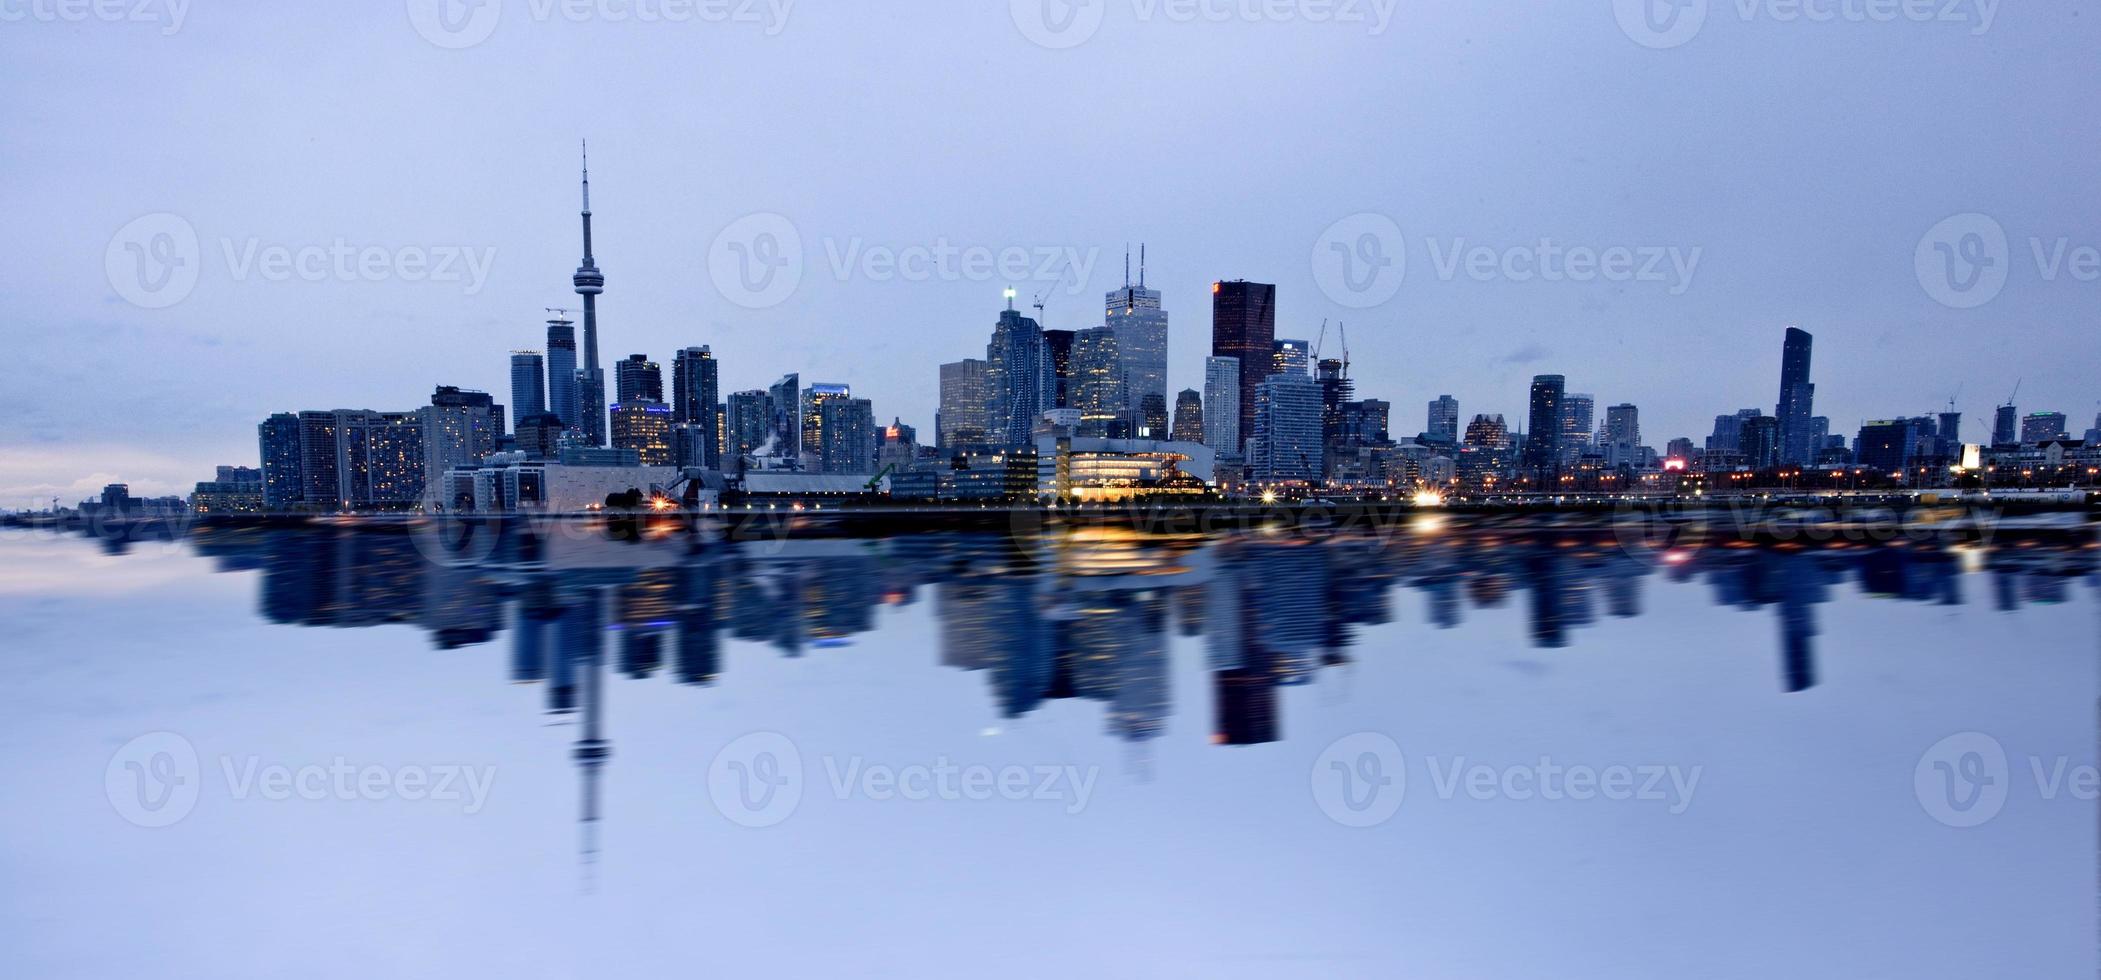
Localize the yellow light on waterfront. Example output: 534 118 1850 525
1412 489 1445 508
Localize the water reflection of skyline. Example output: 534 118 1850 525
179 525 2099 734
81 524 2101 893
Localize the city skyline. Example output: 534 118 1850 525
9 6 2100 502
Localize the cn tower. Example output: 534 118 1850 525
573 140 608 446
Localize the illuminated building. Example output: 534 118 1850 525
671 346 720 467
1202 356 1240 454
257 413 303 509
1171 388 1204 443
1248 371 1322 483
615 353 662 403
1034 433 1214 501
1272 338 1310 377
2021 412 2067 444
799 383 852 472
817 396 878 475
1070 326 1125 436
986 292 1052 446
609 400 674 466
724 390 772 461
937 358 991 449
1523 375 1564 472
1427 395 1459 443
1774 326 1817 465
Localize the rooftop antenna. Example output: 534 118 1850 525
1138 243 1146 289
1122 244 1130 288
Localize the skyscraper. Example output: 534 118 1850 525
1464 413 1511 448
1317 359 1355 463
1070 326 1124 435
817 396 878 474
257 413 302 510
1105 245 1168 422
1203 356 1241 454
1171 389 1204 443
1042 328 1075 409
801 383 852 472
2021 412 2068 444
615 353 662 404
1248 372 1322 482
546 318 579 431
1272 338 1311 378
1993 403 2018 446
1427 395 1460 443
510 351 547 430
1523 375 1565 471
1774 327 1816 465
1560 393 1595 459
1739 415 1782 469
724 390 771 462
1139 392 1168 439
986 291 1051 446
422 387 503 499
1211 280 1277 445
610 400 673 466
1603 403 1640 466
937 359 991 450
769 374 800 458
671 346 720 468
572 142 608 447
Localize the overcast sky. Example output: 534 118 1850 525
3 0 2097 502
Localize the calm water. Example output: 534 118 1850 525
3 520 2096 978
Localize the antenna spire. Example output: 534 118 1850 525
1139 243 1146 288
1123 244 1130 288
580 139 591 213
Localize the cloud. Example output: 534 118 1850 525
1498 343 1550 365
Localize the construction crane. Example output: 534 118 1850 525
545 306 574 319
1031 290 1050 325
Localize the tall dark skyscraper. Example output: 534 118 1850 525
545 318 578 431
572 142 608 447
672 346 721 468
1042 328 1075 409
986 291 1050 446
509 351 546 430
1210 280 1276 445
1523 374 1566 471
615 353 662 403
1992 403 2018 446
1773 326 1816 465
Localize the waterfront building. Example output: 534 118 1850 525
2022 412 2068 444
1035 433 1214 501
1248 371 1322 483
258 413 303 509
769 373 800 458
